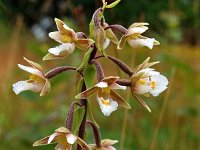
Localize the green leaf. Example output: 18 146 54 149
88 100 99 128
105 0 121 9
84 64 96 88
72 106 85 133
77 78 84 94
77 47 93 71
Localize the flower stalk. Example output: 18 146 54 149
91 60 104 82
86 120 102 148
45 66 83 79
104 24 128 35
66 102 83 131
95 55 133 76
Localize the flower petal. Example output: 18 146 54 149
33 136 50 146
101 139 118 147
105 146 117 150
66 133 77 144
54 18 77 40
127 26 148 38
77 137 91 150
129 22 149 29
105 25 118 45
75 87 99 99
75 39 94 50
18 64 44 78
96 82 108 88
101 76 119 86
97 96 118 116
13 80 43 94
48 132 59 144
49 31 62 43
55 127 71 134
134 78 152 94
132 93 151 113
138 68 160 77
149 75 168 96
48 43 75 56
117 35 127 50
128 37 159 49
110 83 126 90
55 142 71 150
23 57 43 71
40 79 51 96
43 53 62 61
110 90 131 109
103 38 110 50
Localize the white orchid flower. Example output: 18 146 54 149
13 57 50 96
43 18 94 60
75 76 130 116
118 22 160 49
33 127 91 150
130 57 169 112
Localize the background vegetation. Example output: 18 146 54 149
0 0 199 149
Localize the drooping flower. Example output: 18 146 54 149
89 139 118 150
43 18 94 60
12 57 50 96
130 57 169 112
33 127 91 150
75 76 130 116
118 23 160 49
133 68 168 96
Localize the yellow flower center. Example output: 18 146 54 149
139 79 146 85
61 35 72 43
101 87 111 95
101 98 110 106
29 75 44 83
151 81 156 89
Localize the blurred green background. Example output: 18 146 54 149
0 0 200 149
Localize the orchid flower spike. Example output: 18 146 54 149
75 76 130 116
43 18 94 60
118 23 160 50
13 57 50 96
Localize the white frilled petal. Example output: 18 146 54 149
13 80 44 94
103 38 110 50
48 43 75 56
96 82 108 88
128 38 158 49
110 83 126 90
49 31 62 43
18 64 44 78
66 134 77 144
97 97 118 116
134 78 152 94
149 75 169 96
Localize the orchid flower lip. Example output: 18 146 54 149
97 96 118 116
